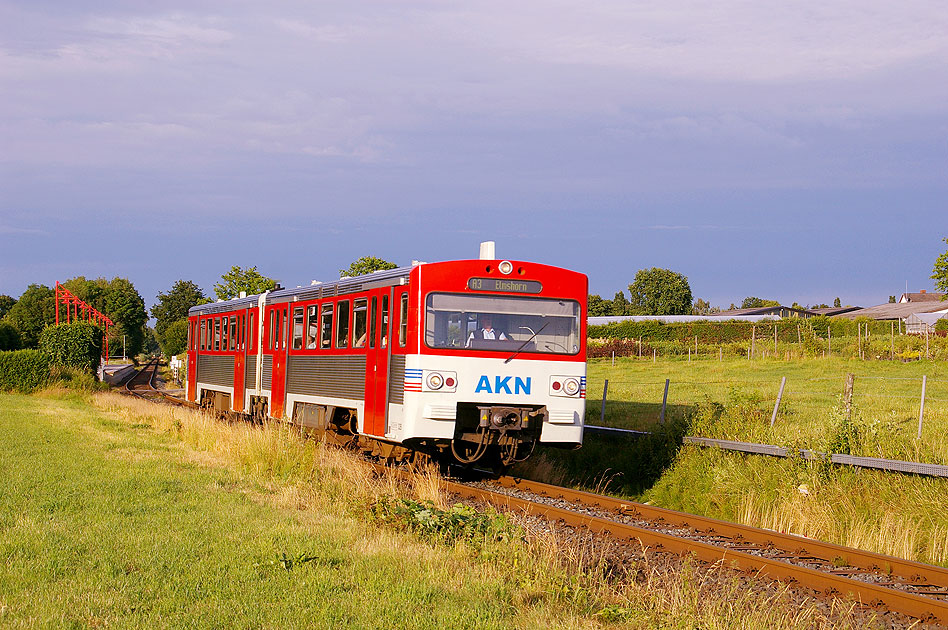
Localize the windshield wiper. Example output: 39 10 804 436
504 321 550 364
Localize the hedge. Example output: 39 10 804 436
0 350 50 392
588 316 910 345
38 322 103 374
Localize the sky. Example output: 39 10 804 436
1 0 947 314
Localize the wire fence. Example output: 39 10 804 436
587 371 948 465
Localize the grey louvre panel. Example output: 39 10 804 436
262 355 273 390
246 355 257 388
388 355 406 405
286 355 366 399
197 355 234 387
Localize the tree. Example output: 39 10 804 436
151 280 205 339
741 297 780 309
692 298 715 315
214 266 276 301
587 294 611 316
161 319 190 357
833 297 842 308
628 268 692 315
932 237 948 293
104 278 148 360
888 295 897 303
0 321 20 351
0 295 15 320
340 256 398 278
611 291 631 315
2 284 55 348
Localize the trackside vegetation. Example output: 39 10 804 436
0 390 865 629
0 350 49 392
520 356 948 568
39 321 103 373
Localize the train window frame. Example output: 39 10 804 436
306 305 319 349
291 306 305 350
398 293 408 348
336 300 350 349
368 297 377 349
268 309 275 350
249 312 255 351
353 298 368 348
381 294 389 348
320 303 333 349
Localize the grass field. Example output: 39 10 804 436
517 356 948 567
586 356 948 464
0 390 866 629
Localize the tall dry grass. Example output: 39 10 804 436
87 392 875 629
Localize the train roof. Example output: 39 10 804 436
188 265 414 317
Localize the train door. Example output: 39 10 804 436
186 318 198 401
363 288 392 437
267 304 289 418
232 311 245 412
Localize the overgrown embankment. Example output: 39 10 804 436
0 390 862 629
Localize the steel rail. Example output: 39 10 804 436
441 477 948 624
492 476 948 590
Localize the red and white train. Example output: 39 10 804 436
185 253 587 467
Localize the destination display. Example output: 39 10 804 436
467 277 542 294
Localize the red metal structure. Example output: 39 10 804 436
54 282 114 362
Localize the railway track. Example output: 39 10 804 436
117 367 948 626
443 475 948 626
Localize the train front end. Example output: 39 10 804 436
399 259 587 467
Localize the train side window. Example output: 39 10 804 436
399 293 408 348
214 318 221 351
268 309 275 350
199 320 205 350
230 317 237 351
281 308 288 350
306 306 318 348
381 295 389 348
336 300 350 349
291 306 304 350
187 322 192 350
222 316 229 351
249 312 255 351
320 303 333 349
368 297 377 349
353 299 368 347
204 320 210 351
237 315 243 350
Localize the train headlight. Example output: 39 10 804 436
550 375 584 398
498 260 513 275
422 370 457 392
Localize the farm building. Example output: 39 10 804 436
833 301 948 322
905 312 948 334
899 290 946 303
709 305 815 318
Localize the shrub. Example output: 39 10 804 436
0 349 50 392
38 322 103 374
936 318 948 334
0 321 20 351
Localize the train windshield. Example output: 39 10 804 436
425 293 581 355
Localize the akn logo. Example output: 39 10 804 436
474 376 531 395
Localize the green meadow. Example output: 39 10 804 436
0 389 862 629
